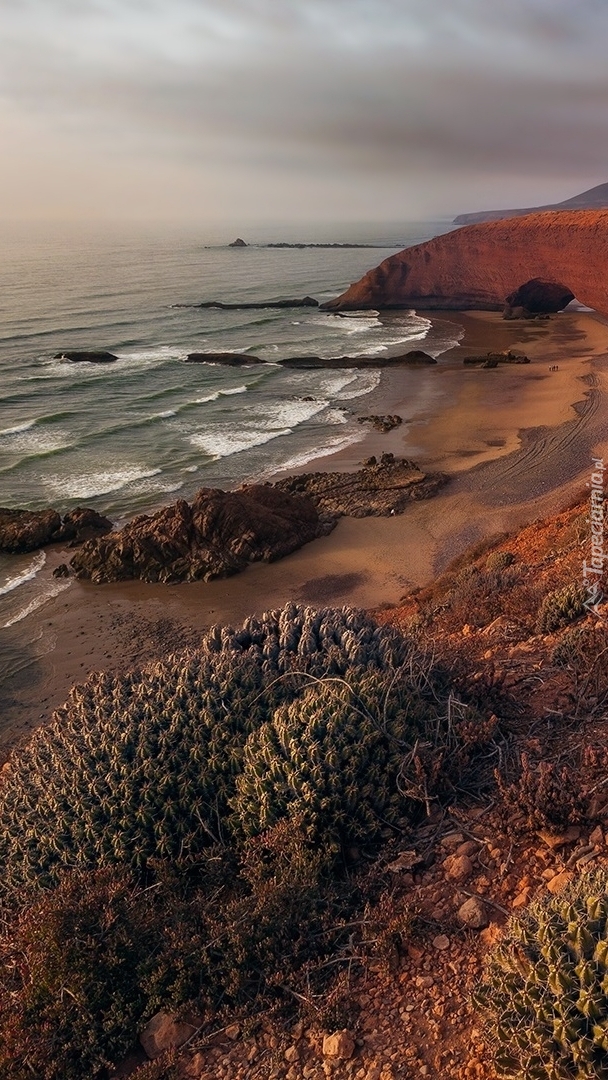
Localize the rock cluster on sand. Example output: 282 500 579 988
0 507 113 554
69 486 334 584
321 210 608 315
358 414 403 432
463 350 530 367
66 457 445 584
274 453 446 518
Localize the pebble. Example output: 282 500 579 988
432 934 450 951
457 896 489 929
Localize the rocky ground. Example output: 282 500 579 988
107 490 608 1080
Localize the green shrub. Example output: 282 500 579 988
475 872 608 1079
233 673 422 848
485 550 515 572
0 605 421 897
536 583 587 634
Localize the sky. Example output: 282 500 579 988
2 0 608 228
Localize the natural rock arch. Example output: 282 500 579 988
321 210 608 316
503 279 575 319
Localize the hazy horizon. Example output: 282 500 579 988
2 1 608 227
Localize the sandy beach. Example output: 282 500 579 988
2 309 608 760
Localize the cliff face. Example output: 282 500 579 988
322 211 608 315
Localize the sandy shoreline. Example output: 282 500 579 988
2 309 608 759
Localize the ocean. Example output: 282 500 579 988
0 218 459 629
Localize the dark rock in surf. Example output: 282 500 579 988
185 352 265 366
0 508 62 553
0 506 113 554
229 238 248 247
54 350 118 364
58 508 114 545
401 350 437 365
177 297 318 311
277 350 437 369
358 414 403 433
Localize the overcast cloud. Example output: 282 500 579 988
1 0 608 227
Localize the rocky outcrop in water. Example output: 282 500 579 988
277 349 437 369
358 415 403 433
229 238 247 247
274 454 446 518
0 507 113 554
54 351 118 363
69 487 334 584
174 297 318 310
321 211 608 316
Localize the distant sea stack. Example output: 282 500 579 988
229 238 247 247
321 211 608 317
453 180 608 225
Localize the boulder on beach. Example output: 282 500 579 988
463 350 530 366
54 350 118 363
69 486 334 584
184 352 265 365
0 506 112 554
275 453 447 518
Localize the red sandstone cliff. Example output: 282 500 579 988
322 210 608 316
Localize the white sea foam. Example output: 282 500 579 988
45 467 162 500
265 430 367 476
2 579 71 628
153 409 177 419
335 371 381 399
256 398 329 428
0 552 46 597
190 427 292 458
322 408 349 425
221 385 248 396
0 419 37 437
0 426 73 456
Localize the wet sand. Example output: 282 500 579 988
2 310 608 760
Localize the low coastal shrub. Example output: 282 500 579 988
496 751 586 832
0 605 432 896
0 868 167 1080
475 872 608 1080
536 582 587 634
485 550 515 572
444 564 521 627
